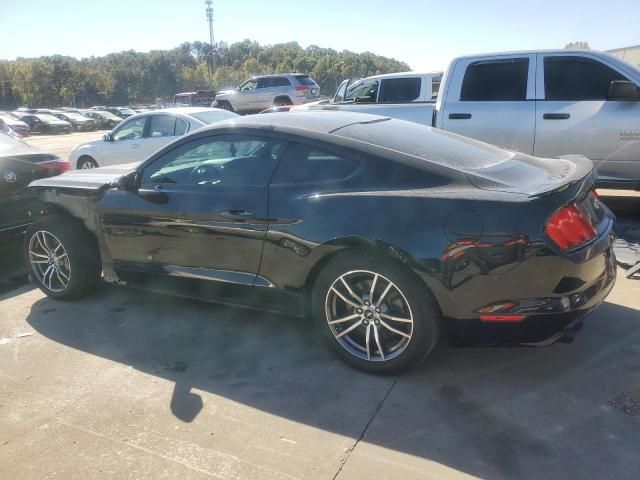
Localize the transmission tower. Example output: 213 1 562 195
205 0 214 47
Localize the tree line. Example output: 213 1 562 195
0 40 410 109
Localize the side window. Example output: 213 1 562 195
431 78 441 100
272 143 359 184
112 117 146 141
141 135 287 187
272 77 291 87
380 77 421 102
544 56 627 101
239 80 257 92
344 80 379 103
460 58 529 101
257 78 270 89
148 115 177 137
174 118 188 136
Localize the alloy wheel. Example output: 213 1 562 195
325 270 414 362
28 231 71 292
80 160 95 169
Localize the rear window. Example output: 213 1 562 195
380 78 421 103
295 75 316 86
189 110 237 125
333 118 514 171
461 59 529 101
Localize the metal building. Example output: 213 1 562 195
606 45 640 67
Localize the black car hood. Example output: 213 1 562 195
29 163 139 190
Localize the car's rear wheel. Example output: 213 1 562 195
311 251 441 374
77 156 98 169
273 96 293 107
25 215 101 300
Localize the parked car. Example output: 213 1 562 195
50 111 97 131
12 113 72 134
0 113 30 137
173 91 216 108
0 131 70 245
69 107 238 169
25 112 615 373
101 107 136 119
81 110 123 130
212 74 320 113
301 50 640 189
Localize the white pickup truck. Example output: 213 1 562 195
295 71 443 124
298 50 640 189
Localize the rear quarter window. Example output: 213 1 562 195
272 143 359 184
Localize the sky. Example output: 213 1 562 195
0 0 638 71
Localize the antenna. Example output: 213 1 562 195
205 0 214 46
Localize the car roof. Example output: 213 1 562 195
206 111 388 136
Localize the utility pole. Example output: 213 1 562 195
205 0 214 47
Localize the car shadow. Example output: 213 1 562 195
25 284 640 479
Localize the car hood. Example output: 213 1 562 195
29 162 140 190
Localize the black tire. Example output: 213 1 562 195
217 101 234 112
24 215 101 300
77 156 98 170
273 96 293 106
311 250 441 374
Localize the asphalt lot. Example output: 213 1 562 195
1 132 639 479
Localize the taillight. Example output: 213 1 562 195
546 203 597 250
295 85 310 93
36 159 71 175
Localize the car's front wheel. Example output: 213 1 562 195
311 251 441 374
77 156 98 169
25 215 101 300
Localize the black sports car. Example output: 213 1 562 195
24 112 616 373
0 132 70 280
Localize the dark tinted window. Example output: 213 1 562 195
271 77 291 87
272 143 358 184
142 135 286 186
544 56 627 101
295 75 316 86
380 78 421 102
461 58 529 101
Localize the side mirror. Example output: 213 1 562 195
113 170 138 191
608 80 640 101
103 132 113 142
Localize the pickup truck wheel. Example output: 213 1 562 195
77 156 98 169
273 96 293 106
311 251 442 374
25 215 101 300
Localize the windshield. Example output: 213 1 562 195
64 113 88 120
119 108 135 115
189 110 238 124
37 114 62 122
97 111 122 120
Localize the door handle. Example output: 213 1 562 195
543 113 570 120
220 209 256 220
448 113 472 120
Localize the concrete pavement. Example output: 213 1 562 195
1 268 639 479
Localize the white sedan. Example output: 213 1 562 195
69 107 238 169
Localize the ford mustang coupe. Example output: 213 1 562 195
25 112 616 373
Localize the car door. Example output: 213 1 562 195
255 77 276 110
99 133 288 287
236 79 258 111
533 53 640 184
142 114 189 159
440 55 536 154
101 116 149 166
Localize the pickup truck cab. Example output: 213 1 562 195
433 50 640 188
294 71 442 124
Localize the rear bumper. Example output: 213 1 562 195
447 247 616 346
